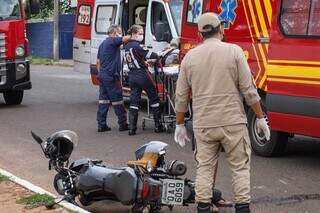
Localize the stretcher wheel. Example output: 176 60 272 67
142 120 146 130
164 123 173 133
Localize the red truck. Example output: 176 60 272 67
0 0 39 105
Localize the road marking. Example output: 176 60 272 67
279 179 288 185
253 185 266 190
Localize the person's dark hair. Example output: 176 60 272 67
201 25 220 39
127 24 143 35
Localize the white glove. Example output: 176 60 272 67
256 117 271 140
174 124 191 147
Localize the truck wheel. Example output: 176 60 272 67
3 90 24 105
247 107 288 157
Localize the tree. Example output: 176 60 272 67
31 0 74 19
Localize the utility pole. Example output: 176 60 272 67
53 0 59 61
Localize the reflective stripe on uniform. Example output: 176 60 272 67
146 50 152 59
130 48 141 69
99 100 110 104
130 106 139 110
150 103 160 108
112 100 123 106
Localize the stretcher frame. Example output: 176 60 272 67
141 66 192 133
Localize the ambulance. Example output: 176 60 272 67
180 0 320 156
73 0 183 84
73 0 320 157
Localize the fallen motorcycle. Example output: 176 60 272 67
31 130 231 212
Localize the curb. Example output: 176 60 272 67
0 168 90 213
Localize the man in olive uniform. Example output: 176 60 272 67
174 13 270 213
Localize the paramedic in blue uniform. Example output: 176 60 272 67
96 25 130 132
124 25 164 135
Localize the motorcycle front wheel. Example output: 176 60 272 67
53 173 69 195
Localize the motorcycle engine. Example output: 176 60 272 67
167 160 187 176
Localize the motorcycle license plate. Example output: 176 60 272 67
161 179 184 205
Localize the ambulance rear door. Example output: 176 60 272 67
145 0 180 53
90 0 123 67
73 0 94 73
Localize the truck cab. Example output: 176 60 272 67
0 0 39 105
88 0 183 84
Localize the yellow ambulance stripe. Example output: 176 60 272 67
255 0 268 38
252 44 262 81
269 60 320 66
268 78 320 85
241 0 255 42
254 0 269 52
242 0 262 82
247 0 261 37
268 65 320 79
263 0 272 25
248 0 270 89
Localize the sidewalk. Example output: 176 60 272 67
0 168 89 213
52 60 74 67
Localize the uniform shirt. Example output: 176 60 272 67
124 40 158 71
97 37 122 77
175 38 261 128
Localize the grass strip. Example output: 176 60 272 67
0 174 9 183
28 56 53 65
16 193 55 209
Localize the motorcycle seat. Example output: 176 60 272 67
102 167 138 205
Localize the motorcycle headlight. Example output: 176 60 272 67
15 46 25 57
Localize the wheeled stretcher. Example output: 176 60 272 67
141 64 192 133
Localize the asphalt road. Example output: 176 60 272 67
0 65 319 213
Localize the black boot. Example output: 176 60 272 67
197 203 212 213
235 203 250 213
152 106 164 133
128 108 138 136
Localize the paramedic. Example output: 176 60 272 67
124 25 164 135
174 13 270 213
96 25 130 132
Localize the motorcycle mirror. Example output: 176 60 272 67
31 131 43 145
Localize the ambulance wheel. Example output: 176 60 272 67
247 107 288 157
3 90 23 105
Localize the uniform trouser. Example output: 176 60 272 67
193 124 251 204
128 70 160 110
97 77 127 128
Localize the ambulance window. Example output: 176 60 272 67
77 5 91 25
134 6 147 26
151 2 172 42
95 5 117 34
280 0 310 36
308 0 320 36
186 0 204 24
280 0 320 37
